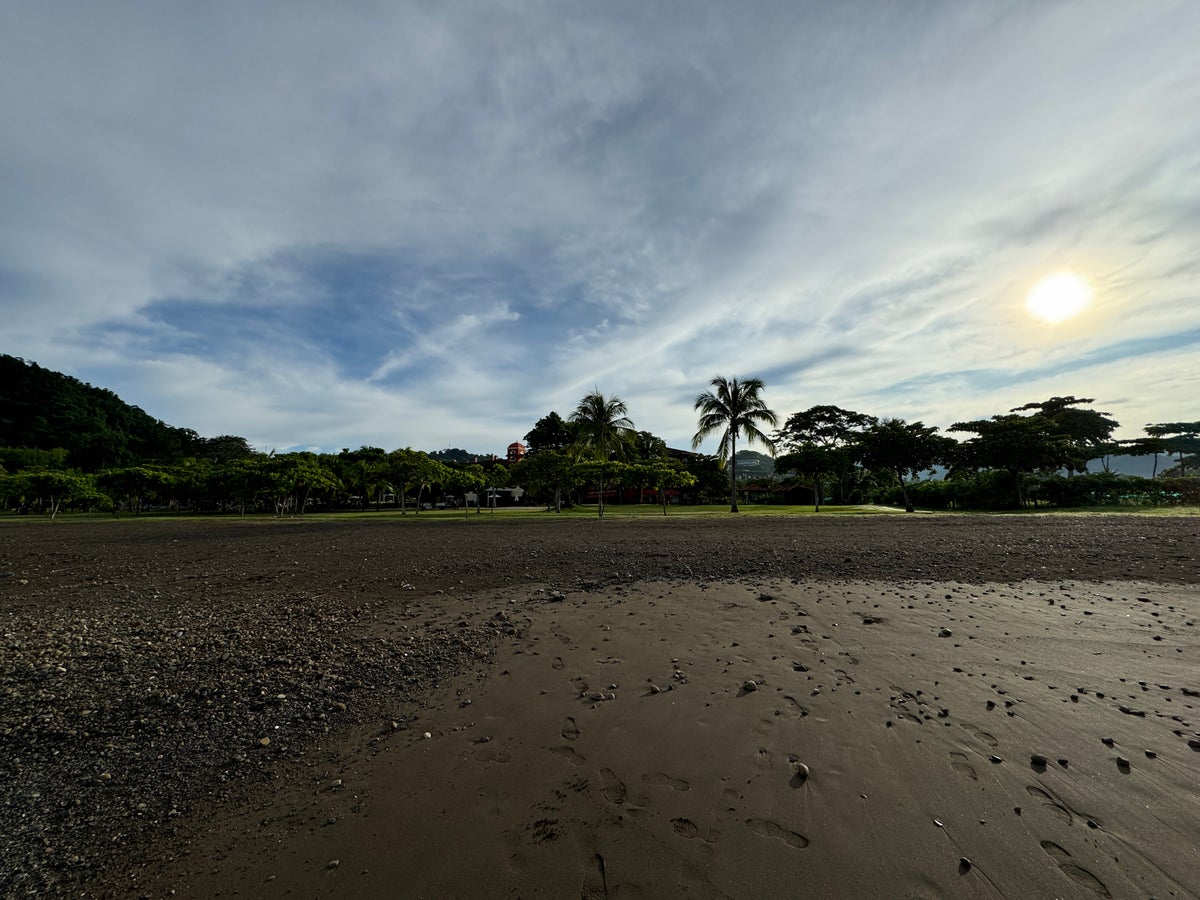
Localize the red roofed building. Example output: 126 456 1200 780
507 441 527 463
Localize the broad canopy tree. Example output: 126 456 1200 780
858 418 953 513
692 375 778 512
775 405 876 511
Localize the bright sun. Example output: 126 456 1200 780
1025 272 1092 323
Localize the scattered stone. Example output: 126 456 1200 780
939 628 953 638
743 680 759 693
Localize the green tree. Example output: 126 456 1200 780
1146 422 1200 476
570 391 635 517
627 461 697 515
858 419 954 513
951 413 1070 507
691 375 778 513
1011 396 1119 475
260 454 341 516
775 405 876 511
513 451 576 512
1122 435 1168 478
524 411 579 455
338 446 389 510
96 466 177 515
10 470 98 519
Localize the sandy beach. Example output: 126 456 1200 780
2 514 1197 898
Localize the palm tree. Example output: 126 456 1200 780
570 390 634 517
692 375 778 512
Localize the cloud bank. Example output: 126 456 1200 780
3 2 1198 454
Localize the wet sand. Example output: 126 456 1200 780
2 514 1197 898
137 577 1199 899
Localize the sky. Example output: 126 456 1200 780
3 1 1199 456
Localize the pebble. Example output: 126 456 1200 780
423 732 432 739
743 680 758 692
939 628 953 638
1030 754 1047 767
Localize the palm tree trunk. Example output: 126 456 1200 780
729 435 739 512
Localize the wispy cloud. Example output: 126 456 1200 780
2 2 1198 453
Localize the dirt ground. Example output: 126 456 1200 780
1 513 1197 897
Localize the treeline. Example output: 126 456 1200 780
1 354 1198 516
0 443 723 518
772 398 1200 511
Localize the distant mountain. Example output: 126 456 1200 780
733 449 775 481
1092 454 1157 478
0 354 194 470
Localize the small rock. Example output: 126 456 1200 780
423 732 432 739
258 737 271 747
938 628 953 638
988 755 1003 764
1030 754 1047 767
1101 737 1115 747
327 859 340 869
743 680 758 693
959 857 972 872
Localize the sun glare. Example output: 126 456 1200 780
1025 272 1092 323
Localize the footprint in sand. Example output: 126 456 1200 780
949 751 978 781
562 717 581 741
1040 841 1111 897
745 818 809 849
580 852 609 899
961 724 999 747
1027 786 1072 826
672 818 699 839
599 768 627 804
642 772 690 792
473 747 512 763
552 656 565 670
551 745 586 766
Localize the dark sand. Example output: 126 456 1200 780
2 514 1198 898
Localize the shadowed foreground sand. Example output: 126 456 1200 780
138 576 1199 899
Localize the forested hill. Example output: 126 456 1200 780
0 355 194 470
